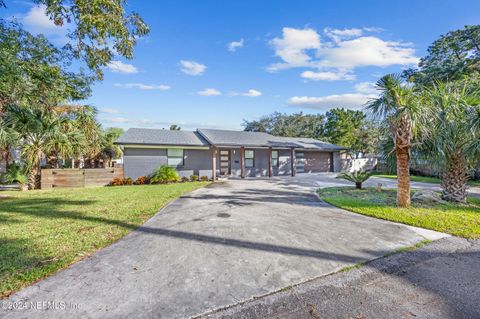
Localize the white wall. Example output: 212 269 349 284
340 157 378 172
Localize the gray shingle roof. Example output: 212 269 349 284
116 128 346 150
116 128 210 146
197 128 345 150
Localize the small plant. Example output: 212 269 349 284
123 177 133 185
3 164 28 191
200 176 209 181
180 176 189 183
336 171 373 189
150 165 179 184
190 175 199 182
109 177 124 186
134 176 149 185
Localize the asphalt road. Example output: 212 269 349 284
201 237 480 319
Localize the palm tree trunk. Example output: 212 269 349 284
441 156 468 202
395 116 411 208
396 147 411 207
27 151 42 190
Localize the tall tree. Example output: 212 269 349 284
243 112 325 139
1 0 149 79
0 21 92 112
405 25 480 84
366 74 429 207
323 108 379 157
422 81 480 202
243 109 379 157
169 124 181 130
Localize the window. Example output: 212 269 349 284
167 149 184 166
245 150 254 168
271 150 279 167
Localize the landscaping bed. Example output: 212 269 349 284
0 182 209 298
318 187 480 239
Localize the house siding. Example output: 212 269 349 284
123 147 212 179
123 147 340 179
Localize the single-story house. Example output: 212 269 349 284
116 128 346 180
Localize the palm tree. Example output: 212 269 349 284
4 106 80 189
99 127 124 167
336 171 373 189
71 105 103 168
366 74 429 207
422 81 480 202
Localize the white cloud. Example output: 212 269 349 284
107 61 138 74
228 38 244 52
114 83 170 90
324 27 363 43
268 27 321 72
180 60 206 76
100 108 122 114
287 80 379 110
22 5 57 30
197 88 221 96
242 89 262 97
19 5 68 43
231 89 262 97
268 27 418 81
300 70 355 81
354 82 377 94
317 36 419 69
288 93 376 110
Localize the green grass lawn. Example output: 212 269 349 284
0 182 208 298
318 187 480 239
372 173 480 187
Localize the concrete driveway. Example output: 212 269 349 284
286 172 480 198
2 177 446 319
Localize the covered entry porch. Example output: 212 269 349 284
211 147 336 179
211 146 297 179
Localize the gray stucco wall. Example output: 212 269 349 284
123 147 336 179
220 148 292 177
123 147 212 179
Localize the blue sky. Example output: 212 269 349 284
3 0 480 130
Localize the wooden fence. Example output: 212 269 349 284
41 167 124 189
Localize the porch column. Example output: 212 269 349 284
290 147 296 176
211 146 217 181
240 146 245 179
268 147 273 177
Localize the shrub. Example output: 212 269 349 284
200 176 209 181
109 177 124 186
150 165 179 184
3 164 28 190
190 175 199 182
180 176 189 183
109 177 133 186
336 171 373 189
134 176 149 185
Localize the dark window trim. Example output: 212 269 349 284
271 150 279 167
167 148 185 167
245 149 255 168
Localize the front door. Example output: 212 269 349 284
219 150 231 176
